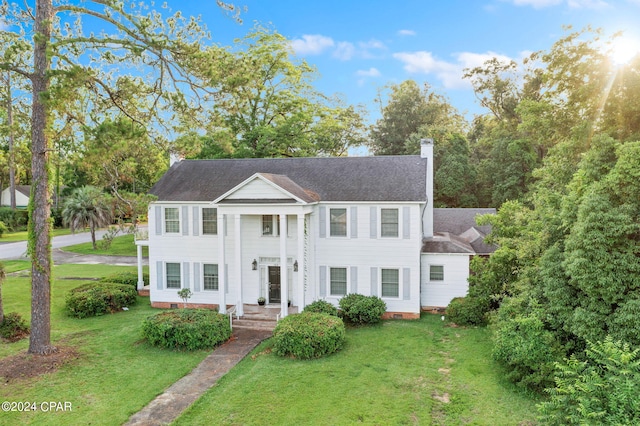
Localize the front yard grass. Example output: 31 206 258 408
63 233 147 257
0 264 208 426
176 316 540 425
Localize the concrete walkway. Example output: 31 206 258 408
125 328 272 426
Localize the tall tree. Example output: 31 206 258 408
0 0 238 355
62 186 113 250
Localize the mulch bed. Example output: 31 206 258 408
0 346 81 383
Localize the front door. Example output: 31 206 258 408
268 266 281 303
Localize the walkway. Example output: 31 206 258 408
125 328 272 426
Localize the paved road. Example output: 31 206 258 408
0 229 116 260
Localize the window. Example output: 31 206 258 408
330 267 347 296
381 208 399 237
166 263 181 289
203 264 219 290
430 265 444 281
262 215 281 236
202 208 217 235
381 268 399 298
165 208 180 233
330 208 347 236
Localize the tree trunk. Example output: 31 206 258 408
91 225 96 250
28 0 55 355
0 282 4 324
7 72 16 210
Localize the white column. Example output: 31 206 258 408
218 213 227 314
136 244 144 290
297 213 305 310
280 214 288 317
234 214 244 316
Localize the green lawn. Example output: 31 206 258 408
2 260 32 273
0 264 208 426
62 233 147 257
0 228 72 243
176 316 540 425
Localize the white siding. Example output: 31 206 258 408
226 179 288 200
420 253 471 308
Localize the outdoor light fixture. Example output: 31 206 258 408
252 259 258 270
293 260 298 272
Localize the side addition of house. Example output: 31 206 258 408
137 139 495 319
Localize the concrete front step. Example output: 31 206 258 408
233 318 277 331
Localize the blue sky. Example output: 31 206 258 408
171 0 640 123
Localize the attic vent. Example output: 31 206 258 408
393 314 403 319
170 304 178 309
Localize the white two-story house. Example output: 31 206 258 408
137 139 495 319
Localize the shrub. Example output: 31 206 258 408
142 309 231 350
272 312 345 359
338 293 386 325
446 296 491 326
303 299 338 316
0 207 27 231
0 312 30 341
538 337 640 425
100 271 149 288
66 282 138 318
0 221 7 237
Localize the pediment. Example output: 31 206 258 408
213 173 317 204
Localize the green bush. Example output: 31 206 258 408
65 282 138 318
0 207 28 231
446 296 491 326
303 299 338 316
272 312 345 359
0 221 7 237
142 309 231 350
100 271 149 288
0 312 30 341
338 293 386 325
538 337 640 425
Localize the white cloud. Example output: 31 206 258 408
398 29 416 36
0 20 7 31
290 34 335 55
507 0 609 8
393 50 518 89
566 0 609 8
333 41 356 60
356 68 381 77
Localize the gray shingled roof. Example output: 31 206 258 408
150 156 428 202
422 208 497 255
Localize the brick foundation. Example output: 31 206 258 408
421 306 446 314
138 289 150 297
381 312 420 320
151 301 221 310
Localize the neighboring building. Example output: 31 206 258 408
137 139 495 319
0 185 30 208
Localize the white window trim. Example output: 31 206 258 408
379 267 401 299
379 207 400 239
329 266 349 297
201 207 218 236
429 264 445 282
261 215 290 238
202 263 219 291
328 207 349 238
165 262 182 289
163 206 181 235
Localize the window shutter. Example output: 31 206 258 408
183 262 190 289
156 261 163 290
403 267 411 300
350 207 358 238
370 267 378 296
319 266 327 297
192 207 200 236
319 207 326 238
182 206 189 236
370 207 377 238
350 266 358 294
155 206 162 235
193 263 201 292
403 207 410 239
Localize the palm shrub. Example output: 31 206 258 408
338 293 386 325
303 299 338 316
62 186 113 249
66 282 138 318
272 312 345 359
142 309 231 350
538 337 640 425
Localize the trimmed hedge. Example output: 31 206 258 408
100 271 149 288
142 309 231 350
66 282 138 318
0 312 30 341
339 293 386 325
446 296 491 326
272 312 345 359
303 299 339 316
